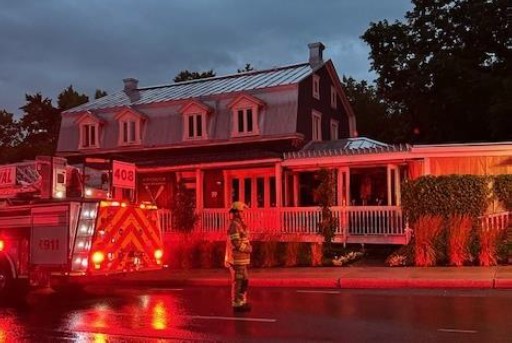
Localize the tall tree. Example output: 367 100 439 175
57 85 89 111
0 110 21 163
362 0 512 143
173 69 216 82
18 93 61 157
342 76 410 144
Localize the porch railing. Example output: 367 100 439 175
158 206 407 243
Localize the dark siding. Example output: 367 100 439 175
297 64 350 142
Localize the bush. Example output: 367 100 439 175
284 242 300 267
494 175 512 210
259 240 280 267
478 225 506 266
310 243 323 266
386 244 414 267
446 215 473 266
413 215 444 267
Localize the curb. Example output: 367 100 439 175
338 278 494 289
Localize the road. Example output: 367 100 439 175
1 286 511 342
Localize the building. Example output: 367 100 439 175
57 43 512 245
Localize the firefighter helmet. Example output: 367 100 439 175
230 201 248 212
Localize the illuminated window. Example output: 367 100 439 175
228 94 265 137
312 111 322 141
330 119 339 140
313 74 320 100
331 86 337 109
180 100 211 141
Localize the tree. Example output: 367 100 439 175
0 110 21 163
95 89 108 99
237 64 255 73
362 0 512 143
57 85 89 111
18 93 61 158
171 179 198 232
173 69 216 82
314 169 338 258
342 76 410 143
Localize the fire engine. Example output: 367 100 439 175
0 156 164 297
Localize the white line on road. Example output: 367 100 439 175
438 328 478 334
186 315 277 323
148 288 184 291
296 290 341 294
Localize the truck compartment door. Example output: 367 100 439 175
30 206 69 265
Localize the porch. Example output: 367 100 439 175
158 206 410 244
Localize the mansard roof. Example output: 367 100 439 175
64 62 313 113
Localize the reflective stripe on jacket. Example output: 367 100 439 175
225 217 251 266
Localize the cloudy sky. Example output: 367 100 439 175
0 0 412 117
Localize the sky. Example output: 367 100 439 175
0 0 412 117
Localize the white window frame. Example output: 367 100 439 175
331 86 337 109
79 122 99 149
228 94 264 138
330 119 339 140
312 110 322 141
76 112 101 150
184 113 207 140
116 109 144 146
180 100 210 141
313 74 320 100
233 107 258 137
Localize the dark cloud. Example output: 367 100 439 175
0 0 411 116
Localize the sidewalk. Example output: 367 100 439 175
119 266 512 290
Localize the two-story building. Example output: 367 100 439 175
57 42 512 245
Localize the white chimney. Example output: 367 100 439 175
308 42 325 68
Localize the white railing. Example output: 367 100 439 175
479 212 511 231
159 206 406 242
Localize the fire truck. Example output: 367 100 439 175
0 156 164 297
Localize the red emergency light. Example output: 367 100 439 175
0 240 4 251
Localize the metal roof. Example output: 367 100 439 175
65 63 313 113
284 138 411 159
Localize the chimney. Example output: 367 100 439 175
308 42 325 68
123 78 140 102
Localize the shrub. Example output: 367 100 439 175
284 242 300 267
310 243 323 266
478 225 506 266
446 215 473 266
297 243 312 266
494 175 512 210
386 244 414 267
259 240 280 267
413 215 444 267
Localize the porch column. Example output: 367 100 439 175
395 166 401 206
264 176 271 208
292 173 299 206
223 171 229 208
195 168 203 210
275 162 283 207
386 165 392 206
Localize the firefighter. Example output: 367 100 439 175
225 201 252 312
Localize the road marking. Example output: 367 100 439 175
296 290 341 294
438 328 477 334
187 315 277 323
149 288 184 291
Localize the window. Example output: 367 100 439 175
184 113 206 139
76 111 102 149
313 74 320 100
82 124 97 148
115 108 145 146
331 86 337 109
228 94 265 137
180 100 211 141
330 119 339 140
312 111 322 141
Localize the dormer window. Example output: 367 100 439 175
115 107 146 146
331 86 337 109
180 100 211 141
313 74 320 100
228 94 265 137
76 111 102 149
